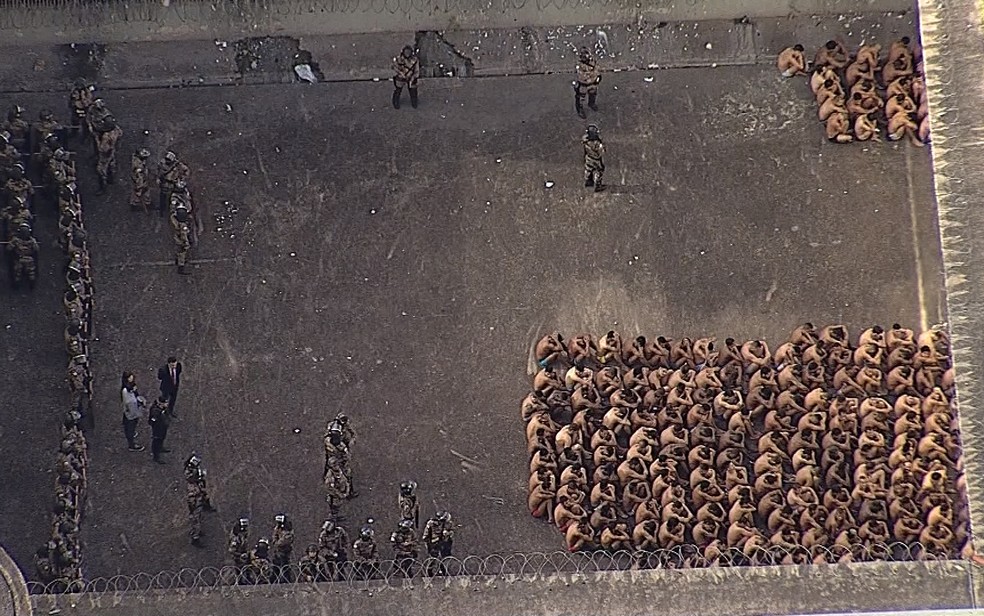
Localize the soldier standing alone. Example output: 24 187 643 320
172 204 193 275
8 222 39 290
94 116 122 194
575 46 602 119
186 468 207 546
271 514 295 579
582 124 606 192
392 45 420 109
130 148 151 212
399 480 419 528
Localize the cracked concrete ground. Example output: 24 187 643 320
0 63 943 581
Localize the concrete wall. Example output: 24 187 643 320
0 0 913 44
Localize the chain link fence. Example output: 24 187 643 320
26 542 959 595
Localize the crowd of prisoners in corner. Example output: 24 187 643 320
523 324 967 564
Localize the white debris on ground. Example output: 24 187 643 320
294 64 318 82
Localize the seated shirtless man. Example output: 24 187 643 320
887 111 921 145
777 44 807 77
818 94 848 121
885 93 917 120
534 332 567 369
845 59 874 88
825 111 854 143
814 40 849 69
853 111 879 141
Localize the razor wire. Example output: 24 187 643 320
26 541 959 596
0 0 644 30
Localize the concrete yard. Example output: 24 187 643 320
0 63 944 579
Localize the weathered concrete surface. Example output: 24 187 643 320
917 0 984 546
0 545 32 616
0 64 943 581
0 0 914 44
0 13 918 91
30 561 976 616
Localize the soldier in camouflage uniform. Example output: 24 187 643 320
399 480 419 528
298 543 326 582
184 454 217 511
0 130 20 183
392 45 420 109
574 46 602 119
186 468 207 546
4 163 33 207
271 514 295 580
390 518 418 577
422 510 454 576
582 124 606 192
3 106 29 145
8 222 39 289
158 150 190 216
69 79 95 140
318 520 349 577
95 116 122 194
172 204 193 275
246 538 273 584
228 518 251 567
352 524 379 579
130 148 152 211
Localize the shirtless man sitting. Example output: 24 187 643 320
887 111 921 145
885 93 917 120
814 40 849 69
853 112 878 141
777 45 807 77
566 334 597 366
534 332 567 369
845 58 875 88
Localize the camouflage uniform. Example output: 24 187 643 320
246 541 273 584
174 219 192 270
422 513 454 575
158 155 190 216
392 46 421 109
574 48 602 118
390 521 418 576
186 480 206 544
582 127 605 191
95 124 123 188
130 150 152 211
323 462 350 517
298 545 327 582
271 518 295 567
8 226 39 288
69 82 95 134
3 107 30 148
318 521 349 564
352 531 379 578
228 524 251 567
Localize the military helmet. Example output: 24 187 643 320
321 519 335 533
400 480 417 496
16 222 31 238
398 519 414 530
305 543 318 555
402 44 414 57
235 517 249 532
335 412 349 425
137 148 151 159
435 510 451 523
587 123 599 133
101 115 117 131
164 150 177 162
39 109 53 120
275 514 288 526
174 208 189 223
257 538 270 548
0 130 9 143
92 98 105 109
54 148 69 161
359 526 374 540
186 453 201 468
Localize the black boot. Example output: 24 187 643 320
96 176 106 195
107 167 115 185
594 182 606 193
392 89 402 109
588 92 598 111
409 88 419 109
584 177 594 188
575 96 586 119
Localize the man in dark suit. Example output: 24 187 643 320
158 356 182 418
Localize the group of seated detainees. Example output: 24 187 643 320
524 323 967 565
777 37 929 145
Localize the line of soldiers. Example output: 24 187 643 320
527 324 965 564
323 412 358 517
1 110 40 289
778 37 928 144
226 515 295 583
184 454 218 546
34 409 90 589
296 482 455 581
